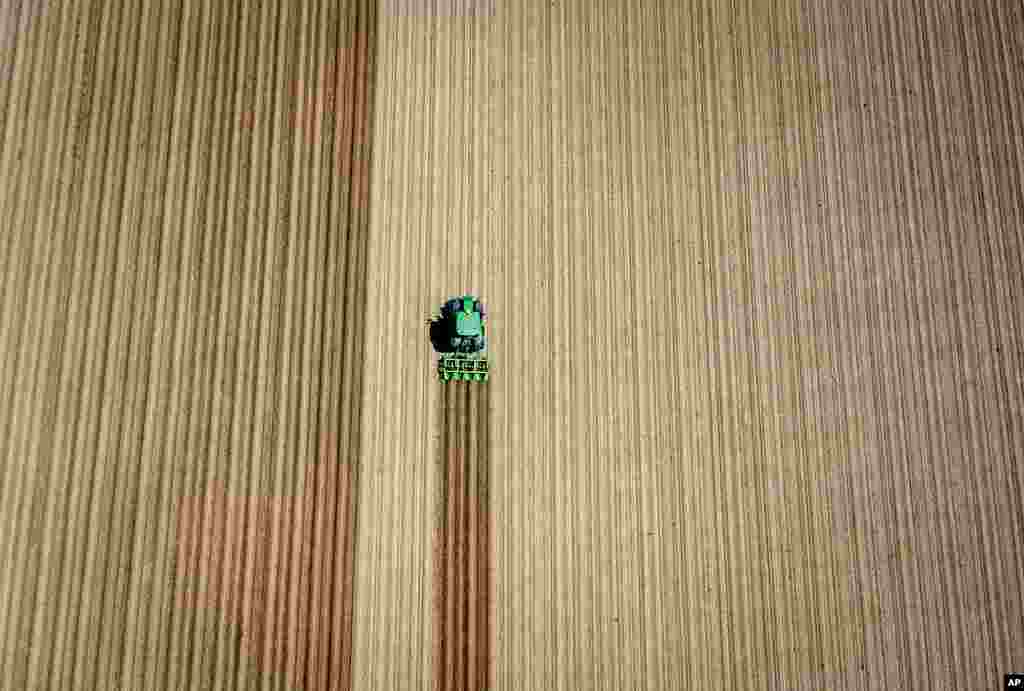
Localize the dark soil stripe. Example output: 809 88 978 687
436 381 492 691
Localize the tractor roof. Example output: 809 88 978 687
455 309 482 336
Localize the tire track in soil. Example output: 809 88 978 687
435 380 491 691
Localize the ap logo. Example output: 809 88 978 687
1007 674 1024 688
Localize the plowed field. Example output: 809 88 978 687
2 0 1023 690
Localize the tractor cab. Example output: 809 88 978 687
455 298 482 337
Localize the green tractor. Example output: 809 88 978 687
427 295 489 382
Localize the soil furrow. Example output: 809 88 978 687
435 381 492 691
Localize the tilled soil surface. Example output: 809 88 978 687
3 0 1024 690
360 1 1024 689
434 381 491 691
0 0 376 689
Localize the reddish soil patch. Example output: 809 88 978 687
173 454 358 690
434 382 491 691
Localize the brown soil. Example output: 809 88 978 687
434 381 491 691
